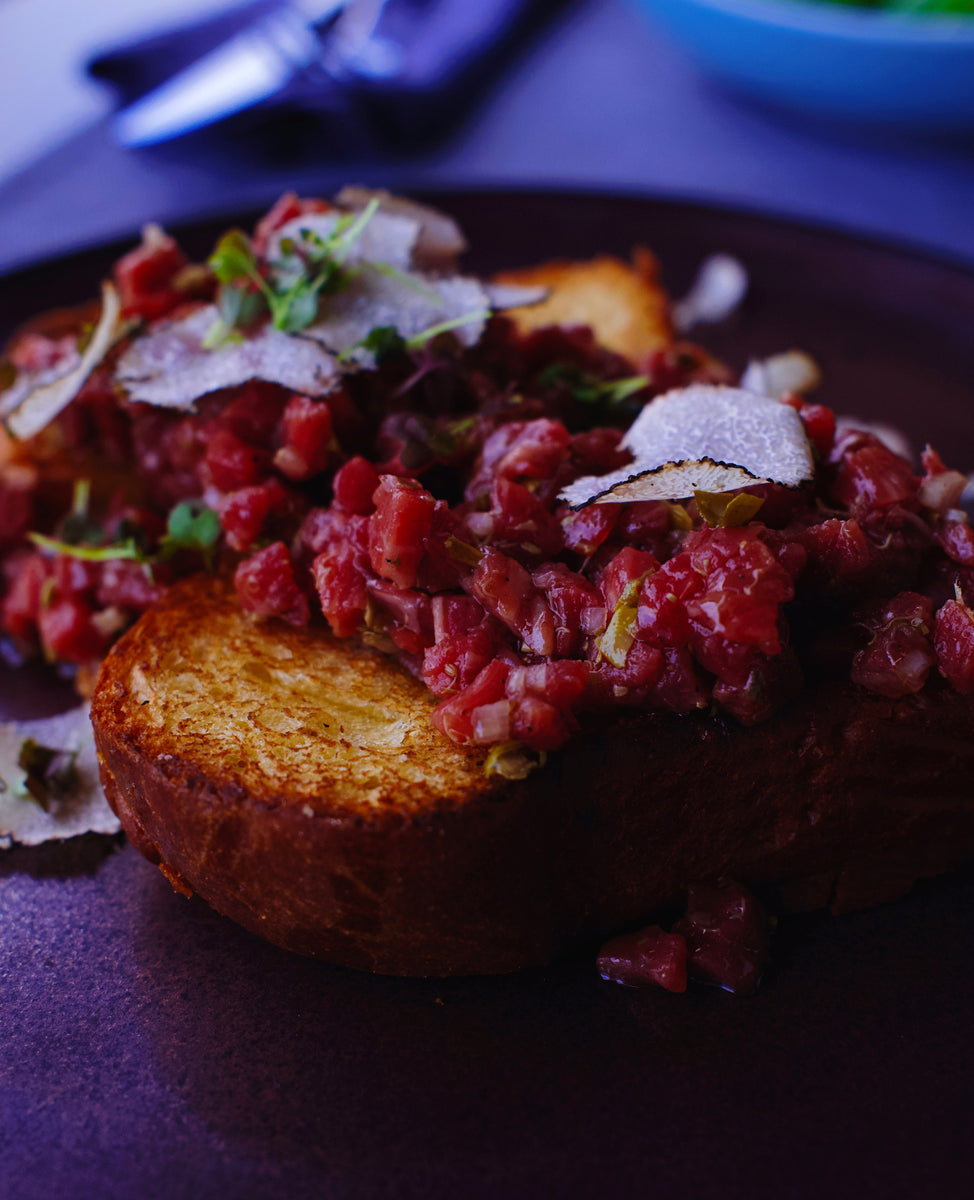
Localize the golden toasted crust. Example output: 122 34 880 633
93 574 490 816
92 575 974 976
493 250 673 365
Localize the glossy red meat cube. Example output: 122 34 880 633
598 925 688 993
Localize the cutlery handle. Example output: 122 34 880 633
351 0 568 143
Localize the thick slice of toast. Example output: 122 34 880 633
492 250 673 364
92 574 974 975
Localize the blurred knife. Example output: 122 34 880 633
108 0 566 152
114 0 386 148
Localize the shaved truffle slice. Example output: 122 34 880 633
1 351 81 421
0 705 119 847
482 282 550 310
265 208 420 274
333 187 468 272
672 254 748 333
3 283 122 439
740 350 821 398
303 269 490 367
560 385 814 508
115 306 340 407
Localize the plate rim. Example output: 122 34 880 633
2 183 974 299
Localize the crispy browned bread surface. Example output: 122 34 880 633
492 250 673 364
92 573 491 815
92 575 974 976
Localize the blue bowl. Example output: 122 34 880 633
630 0 974 129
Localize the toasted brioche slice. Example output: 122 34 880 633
92 575 974 975
492 250 673 365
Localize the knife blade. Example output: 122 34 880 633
113 0 358 149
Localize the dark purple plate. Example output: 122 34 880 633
3 192 974 1200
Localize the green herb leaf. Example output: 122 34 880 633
263 255 342 334
273 283 322 334
56 478 104 546
328 198 381 260
217 283 265 331
71 477 91 518
404 308 490 351
259 202 380 334
28 532 144 563
208 202 413 339
536 363 649 409
200 317 243 351
158 501 221 565
360 325 407 363
209 229 259 286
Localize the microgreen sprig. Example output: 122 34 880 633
535 363 649 410
27 532 145 563
207 198 384 338
404 309 490 351
340 307 489 367
28 499 223 574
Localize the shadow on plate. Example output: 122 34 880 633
112 845 974 1197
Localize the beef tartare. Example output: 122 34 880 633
3 190 974 781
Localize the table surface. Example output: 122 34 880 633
2 0 974 274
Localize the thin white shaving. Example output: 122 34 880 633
672 254 748 333
5 283 122 440
305 268 491 367
115 305 340 406
1 349 81 420
266 208 420 273
740 350 821 398
334 187 468 271
482 282 550 311
560 384 814 508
